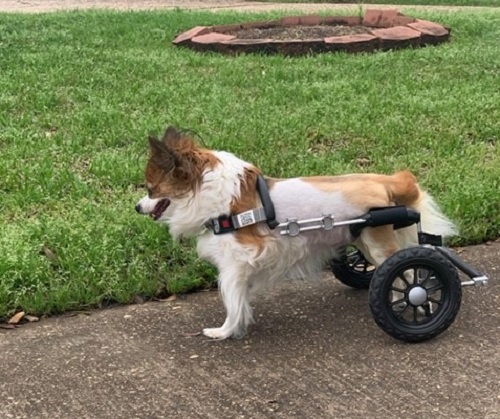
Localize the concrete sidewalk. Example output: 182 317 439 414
1 0 498 13
1 241 499 418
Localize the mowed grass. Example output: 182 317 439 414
0 9 499 320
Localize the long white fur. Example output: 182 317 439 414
137 150 457 340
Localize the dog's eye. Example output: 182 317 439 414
147 187 154 197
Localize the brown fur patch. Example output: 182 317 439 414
302 171 421 210
263 176 279 191
386 170 420 205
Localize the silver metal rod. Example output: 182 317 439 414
277 217 366 230
278 216 368 236
332 219 367 227
461 276 489 287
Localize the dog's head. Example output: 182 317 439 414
135 126 217 222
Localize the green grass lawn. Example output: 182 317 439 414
0 8 499 320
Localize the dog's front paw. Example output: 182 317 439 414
203 327 233 340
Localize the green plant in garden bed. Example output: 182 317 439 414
0 9 498 320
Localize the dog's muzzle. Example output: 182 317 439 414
135 197 171 221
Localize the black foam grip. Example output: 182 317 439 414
368 206 421 229
350 206 421 236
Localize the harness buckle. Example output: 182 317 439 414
211 215 235 235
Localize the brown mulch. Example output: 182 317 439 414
233 25 373 40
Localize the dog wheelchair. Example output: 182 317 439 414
278 206 488 343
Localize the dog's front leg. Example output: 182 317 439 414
203 265 253 340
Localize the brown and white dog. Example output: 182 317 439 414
136 127 457 340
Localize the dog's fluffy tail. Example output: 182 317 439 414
389 171 458 239
413 192 458 238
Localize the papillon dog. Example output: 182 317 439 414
136 127 456 340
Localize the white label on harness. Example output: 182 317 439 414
237 210 256 227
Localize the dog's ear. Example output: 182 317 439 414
148 135 165 154
148 135 180 171
162 126 181 146
162 126 197 153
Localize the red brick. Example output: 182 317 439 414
299 15 322 26
172 26 211 44
173 14 449 55
363 9 399 28
322 16 362 26
211 24 242 34
280 16 301 27
392 13 416 26
370 26 421 41
324 34 378 44
191 33 237 44
324 34 379 53
408 19 449 37
370 26 422 50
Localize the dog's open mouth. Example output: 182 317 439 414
150 199 171 220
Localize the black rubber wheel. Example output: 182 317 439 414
369 247 462 343
331 247 375 289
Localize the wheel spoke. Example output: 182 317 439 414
390 298 406 307
394 302 410 319
426 284 444 293
420 270 434 287
348 253 361 266
397 272 411 287
349 254 363 271
390 286 406 293
362 261 369 273
347 251 373 274
413 268 419 285
428 297 442 305
412 306 419 324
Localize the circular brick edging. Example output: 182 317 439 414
173 9 450 55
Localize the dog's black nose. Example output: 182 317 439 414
135 204 142 214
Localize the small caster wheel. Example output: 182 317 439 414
331 247 375 289
369 247 462 342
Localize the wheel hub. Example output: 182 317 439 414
408 286 428 306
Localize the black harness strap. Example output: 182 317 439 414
257 175 279 230
207 174 278 234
